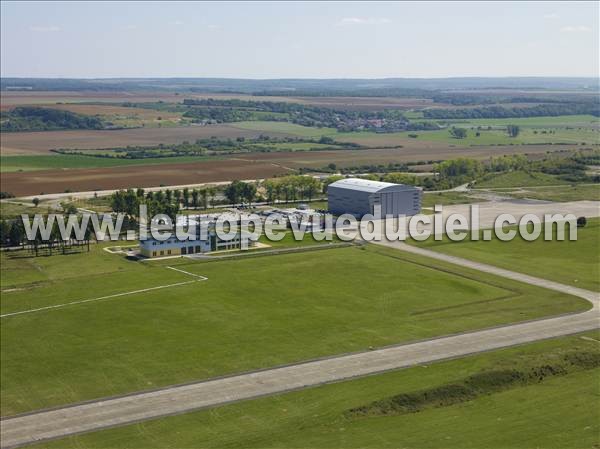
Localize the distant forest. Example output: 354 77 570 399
0 107 105 132
1 77 598 93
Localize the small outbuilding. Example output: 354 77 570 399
327 178 421 217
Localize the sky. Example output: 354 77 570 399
1 1 598 79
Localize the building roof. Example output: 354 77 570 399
328 177 406 194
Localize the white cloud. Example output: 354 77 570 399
122 24 138 31
543 13 559 19
337 17 391 26
169 20 184 26
29 25 60 32
560 25 592 33
207 24 220 30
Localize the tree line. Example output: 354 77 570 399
424 103 600 119
0 213 93 255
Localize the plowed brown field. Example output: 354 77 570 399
1 144 561 196
0 159 291 196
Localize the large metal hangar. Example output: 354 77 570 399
327 178 421 217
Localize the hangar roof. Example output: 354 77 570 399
328 178 408 194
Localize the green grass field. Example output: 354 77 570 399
32 331 600 449
445 114 599 128
0 244 589 415
371 128 597 146
412 218 600 291
254 142 345 151
230 121 338 137
230 115 600 146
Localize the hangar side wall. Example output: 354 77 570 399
328 185 372 216
372 189 422 216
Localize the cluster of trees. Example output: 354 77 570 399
224 181 257 206
424 103 600 119
506 125 520 137
1 107 105 132
110 186 221 220
532 152 599 183
0 216 93 255
262 176 322 203
183 107 282 123
449 127 468 139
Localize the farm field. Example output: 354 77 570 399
0 91 302 108
0 158 291 196
0 245 589 415
412 218 600 291
0 91 439 110
220 116 600 147
0 91 189 107
230 121 338 137
335 127 599 147
411 128 596 145
1 145 567 197
31 331 600 449
0 125 293 155
0 154 222 172
445 114 600 128
232 144 563 169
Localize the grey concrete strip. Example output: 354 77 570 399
1 245 599 448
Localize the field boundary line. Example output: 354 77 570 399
0 266 207 318
166 266 208 280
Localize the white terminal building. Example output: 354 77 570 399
139 214 255 258
327 178 422 217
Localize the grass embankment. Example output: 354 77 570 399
0 201 46 219
474 170 567 188
348 350 599 417
502 184 600 202
0 244 589 415
412 218 600 291
32 331 600 449
421 192 484 208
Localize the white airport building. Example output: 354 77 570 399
139 214 255 258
